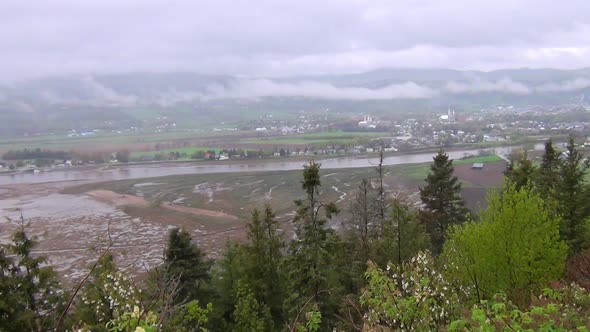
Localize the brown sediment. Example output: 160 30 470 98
87 190 239 220
87 190 148 207
160 201 239 220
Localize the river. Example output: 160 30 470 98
0 144 541 185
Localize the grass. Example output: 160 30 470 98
454 155 503 165
130 147 220 158
241 131 390 145
391 155 504 181
243 137 360 145
392 163 431 181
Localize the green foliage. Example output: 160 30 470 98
443 184 568 306
360 251 461 331
232 281 271 332
105 306 159 332
164 300 213 332
420 149 468 254
448 284 590 331
295 308 322 332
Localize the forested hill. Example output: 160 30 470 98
2 139 590 331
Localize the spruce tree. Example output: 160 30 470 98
349 179 379 264
375 199 430 269
537 140 560 193
3 222 64 331
504 150 536 190
244 206 285 327
556 136 589 254
164 227 213 304
419 149 467 254
232 281 271 332
284 160 339 328
376 149 386 219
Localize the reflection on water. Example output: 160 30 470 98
0 145 541 185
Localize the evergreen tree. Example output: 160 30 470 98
376 149 386 219
0 238 19 330
555 136 589 254
537 140 560 194
284 160 339 328
243 206 285 327
232 281 271 332
2 222 64 331
504 150 536 190
164 227 213 304
349 179 379 267
210 242 248 331
419 149 467 254
375 199 430 270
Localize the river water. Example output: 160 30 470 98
0 145 541 185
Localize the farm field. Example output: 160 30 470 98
0 129 249 154
0 130 393 157
129 146 221 159
240 131 390 145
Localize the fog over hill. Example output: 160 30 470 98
1 68 590 106
1 68 589 136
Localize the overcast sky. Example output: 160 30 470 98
2 0 590 82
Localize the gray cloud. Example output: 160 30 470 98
203 79 437 100
80 76 138 106
445 78 531 95
1 0 590 82
32 74 590 105
536 77 590 92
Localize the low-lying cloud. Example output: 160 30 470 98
536 77 590 92
21 75 590 107
445 78 531 95
203 79 437 100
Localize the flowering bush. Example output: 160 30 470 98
72 255 144 331
360 251 461 331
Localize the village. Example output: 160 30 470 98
2 103 590 172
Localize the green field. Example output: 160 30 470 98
1 130 390 154
241 131 390 145
130 146 221 159
0 129 249 153
393 155 503 181
454 155 503 164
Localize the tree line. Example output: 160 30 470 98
2 138 590 331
